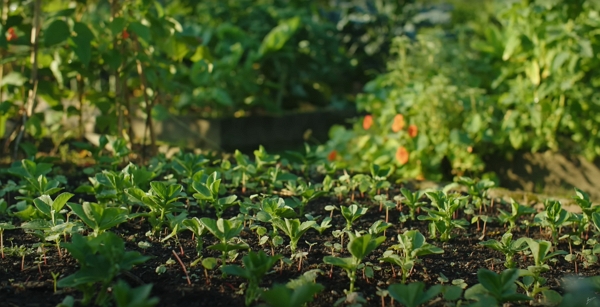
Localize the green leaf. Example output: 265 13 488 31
323 256 355 271
388 282 443 307
52 192 74 212
502 33 520 61
221 265 250 279
217 195 238 206
258 16 301 56
68 202 128 236
261 283 324 307
129 22 151 43
112 280 159 307
109 17 126 36
348 234 385 262
71 22 94 66
44 19 70 47
192 181 213 200
443 285 463 301
1 71 27 86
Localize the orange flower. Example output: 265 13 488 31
408 124 418 138
395 146 409 165
7 27 17 41
392 114 405 132
327 150 337 161
122 29 130 39
362 115 373 130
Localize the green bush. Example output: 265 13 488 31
324 0 600 180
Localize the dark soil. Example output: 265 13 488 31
1 176 598 307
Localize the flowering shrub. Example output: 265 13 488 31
323 0 600 181
323 33 487 181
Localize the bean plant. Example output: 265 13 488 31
380 230 444 283
398 187 426 221
200 217 249 267
323 233 385 293
222 250 282 306
464 269 532 304
497 199 536 232
341 204 368 231
534 199 570 246
272 218 316 256
480 232 528 269
418 190 469 241
517 239 567 301
192 171 239 217
58 232 150 306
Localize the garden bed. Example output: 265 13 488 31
1 153 600 307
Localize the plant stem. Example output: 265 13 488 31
172 250 191 285
14 0 41 159
349 268 356 293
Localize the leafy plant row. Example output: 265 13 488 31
1 146 600 306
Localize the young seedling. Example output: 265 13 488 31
351 174 372 200
192 171 239 217
333 185 349 202
341 204 368 231
24 193 81 258
310 217 333 235
199 217 249 267
182 217 206 256
8 160 61 202
471 214 494 239
223 250 282 306
368 220 391 236
418 190 469 241
272 218 316 256
322 175 334 193
464 268 532 304
253 145 280 171
68 202 129 237
564 237 600 272
256 197 297 222
171 152 210 180
573 188 600 239
232 150 257 194
323 233 385 293
398 188 426 221
0 222 16 258
497 199 536 232
370 163 393 199
456 176 495 213
325 205 339 218
161 213 189 255
479 232 528 269
534 199 570 246
379 230 444 283
32 192 73 225
295 181 327 216
58 232 150 306
51 271 60 293
517 238 567 300
126 181 185 234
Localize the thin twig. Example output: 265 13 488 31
132 34 156 160
0 0 9 114
171 250 191 285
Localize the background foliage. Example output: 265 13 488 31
324 0 600 181
0 0 442 155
